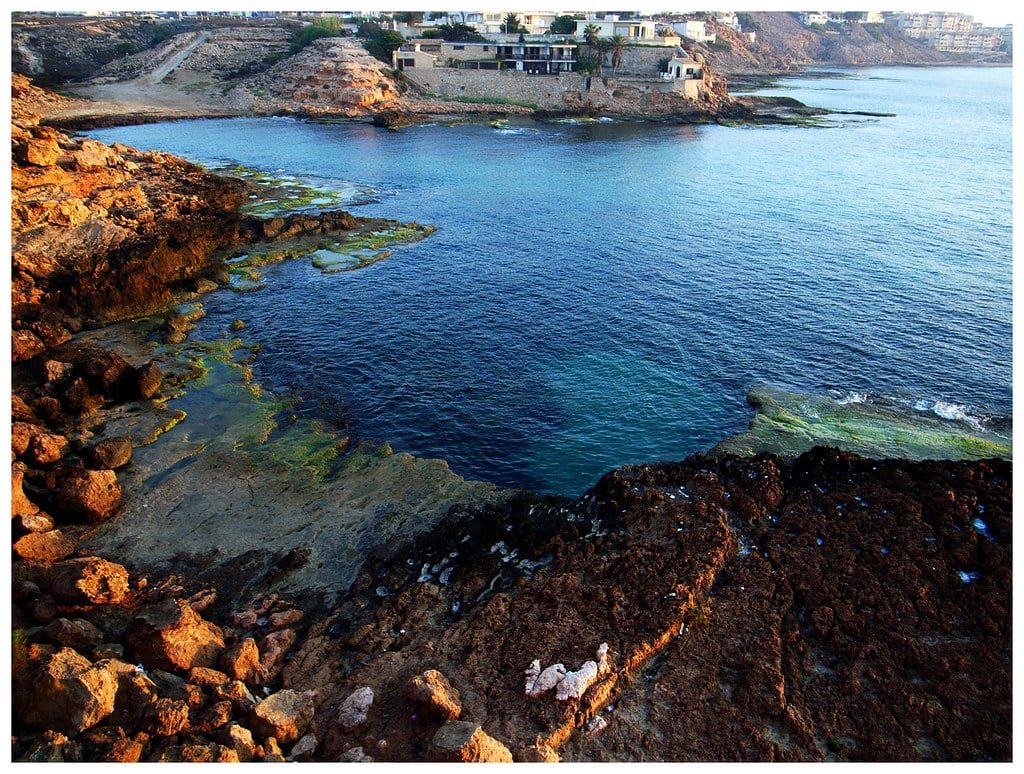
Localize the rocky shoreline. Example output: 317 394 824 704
9 73 1012 762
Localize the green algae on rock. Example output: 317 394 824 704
712 385 1012 462
227 222 436 281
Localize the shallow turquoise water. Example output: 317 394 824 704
88 66 1012 495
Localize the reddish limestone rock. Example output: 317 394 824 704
126 598 226 672
13 329 46 361
143 697 191 737
406 669 462 722
14 530 77 564
86 436 132 470
47 556 130 605
187 665 231 686
219 637 260 683
26 428 70 465
15 647 118 736
430 721 514 763
56 468 122 522
12 461 40 517
250 688 315 744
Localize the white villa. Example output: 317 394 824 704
574 15 658 40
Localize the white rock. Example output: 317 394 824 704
596 642 610 675
526 663 567 698
556 660 600 701
337 686 374 732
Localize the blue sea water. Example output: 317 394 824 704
87 66 1012 496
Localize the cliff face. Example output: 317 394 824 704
11 75 250 329
701 12 970 76
237 38 404 116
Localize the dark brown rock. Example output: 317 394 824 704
43 618 104 652
133 360 163 399
86 436 132 470
15 647 118 735
55 468 122 522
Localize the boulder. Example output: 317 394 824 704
13 328 46 361
56 469 122 522
429 721 513 763
14 530 77 564
251 688 315 744
336 686 374 733
133 360 163 400
219 636 260 683
103 659 159 729
12 461 41 517
211 680 258 715
27 428 70 465
126 598 226 672
86 436 132 469
187 665 231 686
222 723 257 762
257 627 296 682
82 350 132 398
17 135 61 167
47 556 130 605
43 618 104 652
17 509 56 533
406 669 462 721
15 647 118 735
12 393 37 421
288 734 319 762
143 697 191 736
58 376 103 416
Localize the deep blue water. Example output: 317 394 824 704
88 66 1013 496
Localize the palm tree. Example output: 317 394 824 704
610 33 626 78
584 23 600 48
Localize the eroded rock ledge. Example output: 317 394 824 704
12 449 1010 761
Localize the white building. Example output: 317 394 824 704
673 20 716 43
575 16 658 41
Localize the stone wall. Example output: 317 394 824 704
404 65 702 111
405 67 587 109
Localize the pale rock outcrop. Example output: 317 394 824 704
525 642 612 702
336 686 374 732
251 689 315 744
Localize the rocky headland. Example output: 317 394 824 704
8 29 1013 763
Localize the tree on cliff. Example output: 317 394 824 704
610 34 626 78
358 21 405 63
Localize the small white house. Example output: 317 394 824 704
673 20 716 44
